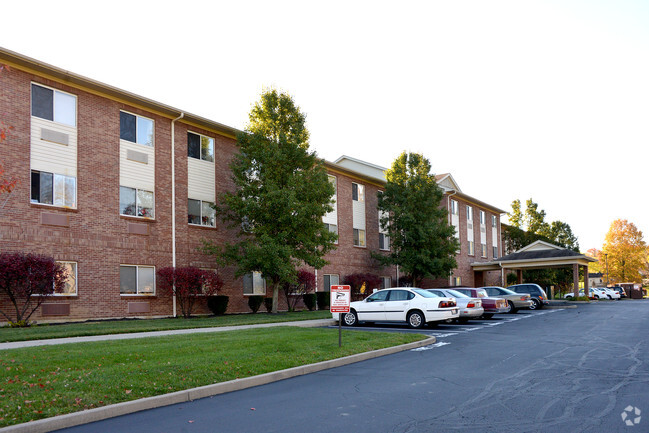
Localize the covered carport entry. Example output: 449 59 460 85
471 241 598 297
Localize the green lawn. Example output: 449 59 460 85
0 327 426 427
0 310 333 342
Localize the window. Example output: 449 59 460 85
481 243 487 257
468 241 475 256
480 210 486 225
120 111 154 146
466 206 473 221
120 186 154 218
352 183 364 202
451 199 459 215
379 233 390 250
493 246 498 258
56 261 77 296
353 228 366 247
324 223 338 236
491 215 497 227
188 199 215 227
452 276 461 287
323 274 339 292
243 271 266 295
120 265 155 295
187 132 214 162
31 170 76 208
31 83 76 127
381 276 391 290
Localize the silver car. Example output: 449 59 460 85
480 286 533 313
427 289 484 322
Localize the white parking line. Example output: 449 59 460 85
411 342 451 351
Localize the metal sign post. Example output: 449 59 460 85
330 285 351 347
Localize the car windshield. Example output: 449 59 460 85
476 289 488 298
500 287 517 295
413 289 440 298
445 289 469 298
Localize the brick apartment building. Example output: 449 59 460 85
0 47 504 322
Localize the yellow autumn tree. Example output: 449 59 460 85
602 219 647 283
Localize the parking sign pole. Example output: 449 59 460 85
330 285 351 348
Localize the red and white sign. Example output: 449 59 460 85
330 285 351 313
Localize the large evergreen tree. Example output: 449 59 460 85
206 89 337 313
374 152 458 287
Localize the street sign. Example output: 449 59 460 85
330 285 351 313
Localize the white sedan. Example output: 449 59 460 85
333 287 459 328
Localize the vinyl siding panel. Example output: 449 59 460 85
30 117 77 176
187 157 215 202
120 139 155 191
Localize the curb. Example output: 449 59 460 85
0 335 436 433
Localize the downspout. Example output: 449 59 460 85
171 112 184 317
447 189 457 286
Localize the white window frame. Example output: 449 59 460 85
480 210 486 225
187 131 215 162
493 246 498 258
323 274 339 292
352 183 365 202
452 276 462 287
491 215 497 227
31 82 77 127
120 265 155 296
353 228 366 247
481 243 487 258
468 240 475 256
120 110 155 147
120 186 155 219
55 261 78 296
381 276 391 290
30 169 77 208
466 205 473 221
243 271 266 296
451 199 459 215
188 198 216 227
379 233 390 251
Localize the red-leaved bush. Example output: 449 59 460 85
343 273 382 301
157 267 223 318
0 252 67 326
282 269 316 311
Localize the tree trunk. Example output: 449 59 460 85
271 283 279 314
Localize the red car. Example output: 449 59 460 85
453 288 509 319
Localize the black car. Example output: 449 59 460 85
507 283 549 310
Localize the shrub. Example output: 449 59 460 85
316 291 330 310
264 297 273 313
248 295 264 313
282 269 316 312
343 273 382 301
303 293 316 311
0 252 67 326
207 295 229 315
157 267 223 318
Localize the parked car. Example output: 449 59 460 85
603 288 621 300
564 290 595 300
334 288 459 328
452 287 509 319
609 286 627 298
507 284 549 310
479 286 533 313
589 288 608 299
427 288 484 322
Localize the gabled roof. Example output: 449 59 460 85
435 173 462 193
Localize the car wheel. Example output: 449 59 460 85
342 311 358 326
607 295 612 300
482 313 494 319
407 310 426 329
528 299 540 310
506 301 517 314
565 295 573 300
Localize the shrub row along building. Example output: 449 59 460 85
0 47 505 322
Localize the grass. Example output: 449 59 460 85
0 327 426 427
0 310 333 343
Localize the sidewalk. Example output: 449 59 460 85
0 319 336 350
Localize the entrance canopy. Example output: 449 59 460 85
471 240 598 295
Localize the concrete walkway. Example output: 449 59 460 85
0 319 337 350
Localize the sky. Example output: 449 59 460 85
1 0 647 252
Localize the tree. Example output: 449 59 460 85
282 269 315 312
0 252 67 326
602 219 647 283
156 267 223 318
206 89 337 313
374 151 458 287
